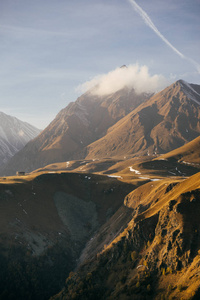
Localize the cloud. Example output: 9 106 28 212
128 0 200 74
77 64 169 96
128 0 185 59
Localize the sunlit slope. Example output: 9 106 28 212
156 134 200 164
1 88 149 175
32 150 199 182
127 172 200 221
52 172 200 300
86 80 200 159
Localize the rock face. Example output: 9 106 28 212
85 80 200 159
1 88 150 175
0 112 40 166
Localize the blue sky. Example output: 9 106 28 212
0 0 199 129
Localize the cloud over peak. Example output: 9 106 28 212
78 64 169 96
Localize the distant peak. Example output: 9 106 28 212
177 79 200 105
177 79 188 85
120 65 127 69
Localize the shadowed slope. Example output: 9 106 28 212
0 171 136 299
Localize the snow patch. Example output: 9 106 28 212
150 179 161 181
182 161 191 165
168 171 176 175
129 167 141 174
18 129 25 137
107 175 123 179
157 158 168 161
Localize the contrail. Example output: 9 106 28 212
128 0 200 74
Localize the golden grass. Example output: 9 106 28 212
157 135 200 164
135 172 200 222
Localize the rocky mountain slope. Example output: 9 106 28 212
0 112 40 167
85 80 200 159
2 80 200 176
0 88 150 175
52 172 200 300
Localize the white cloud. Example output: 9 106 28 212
128 0 185 59
78 64 169 96
128 0 200 74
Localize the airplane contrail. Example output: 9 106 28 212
128 0 200 74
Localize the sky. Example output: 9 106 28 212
0 0 200 129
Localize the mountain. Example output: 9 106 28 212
2 79 200 176
0 112 40 167
85 80 200 159
0 133 200 299
52 172 200 300
0 87 150 175
1 77 200 299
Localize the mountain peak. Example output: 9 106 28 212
0 112 40 167
178 79 200 105
1 79 200 175
85 80 200 159
120 65 127 69
1 87 150 175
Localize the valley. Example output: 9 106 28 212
0 79 200 299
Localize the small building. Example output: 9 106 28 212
16 171 26 176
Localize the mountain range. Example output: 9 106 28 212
0 87 151 175
0 112 40 167
1 79 200 176
85 80 200 159
0 76 200 300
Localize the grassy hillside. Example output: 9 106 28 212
156 135 200 165
85 81 200 159
51 173 200 300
